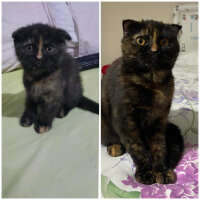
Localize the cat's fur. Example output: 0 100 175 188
12 23 98 133
101 20 184 185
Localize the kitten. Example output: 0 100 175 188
101 20 184 185
12 23 98 134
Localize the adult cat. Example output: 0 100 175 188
12 23 98 133
101 20 184 185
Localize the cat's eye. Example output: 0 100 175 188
25 44 33 52
46 45 54 53
136 37 145 46
160 38 169 46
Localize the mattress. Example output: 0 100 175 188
101 51 198 198
2 68 99 198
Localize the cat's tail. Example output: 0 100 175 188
77 96 99 114
165 122 184 169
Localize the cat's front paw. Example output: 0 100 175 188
56 108 69 118
155 169 176 184
34 122 51 133
135 170 156 185
107 144 126 157
20 112 34 127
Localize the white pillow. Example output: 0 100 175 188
43 2 78 57
2 2 78 72
2 2 49 72
176 51 198 67
69 2 99 57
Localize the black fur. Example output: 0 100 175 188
165 123 184 169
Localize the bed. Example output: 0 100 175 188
2 68 99 198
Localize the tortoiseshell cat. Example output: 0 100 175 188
12 23 98 134
102 20 184 185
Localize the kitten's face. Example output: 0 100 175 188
121 20 181 72
12 24 71 72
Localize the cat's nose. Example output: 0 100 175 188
37 49 43 59
151 43 158 52
37 54 43 60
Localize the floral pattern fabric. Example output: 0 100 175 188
121 144 198 198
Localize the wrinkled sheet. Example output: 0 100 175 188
101 52 198 198
2 68 99 198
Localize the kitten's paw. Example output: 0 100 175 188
34 122 51 133
56 108 69 118
135 170 156 185
155 169 176 184
107 144 125 157
20 114 34 127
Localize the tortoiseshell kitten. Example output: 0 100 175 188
12 23 98 134
102 20 184 185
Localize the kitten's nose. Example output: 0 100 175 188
37 53 43 60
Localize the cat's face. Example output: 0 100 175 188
12 23 71 72
121 20 181 72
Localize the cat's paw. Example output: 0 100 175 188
34 122 51 133
107 144 126 157
56 108 69 118
20 113 34 127
155 169 176 184
135 170 156 185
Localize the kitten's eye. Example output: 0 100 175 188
46 45 54 53
160 38 169 46
136 37 145 46
25 44 33 52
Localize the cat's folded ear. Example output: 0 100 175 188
170 24 182 34
122 19 141 36
56 29 71 41
12 27 25 41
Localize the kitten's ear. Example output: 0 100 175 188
170 24 182 34
122 19 141 36
56 29 71 41
12 27 25 41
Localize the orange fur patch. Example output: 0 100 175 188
151 30 158 52
37 36 43 59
